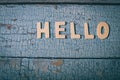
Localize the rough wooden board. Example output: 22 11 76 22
0 3 120 80
0 0 120 4
0 4 120 58
0 58 120 80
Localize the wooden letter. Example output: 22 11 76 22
55 22 66 38
97 22 109 39
70 22 80 39
84 23 94 39
37 22 49 38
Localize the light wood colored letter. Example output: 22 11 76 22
37 22 49 38
70 22 80 39
97 22 109 39
84 23 94 39
55 22 66 38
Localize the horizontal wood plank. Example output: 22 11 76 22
0 5 120 58
0 3 119 80
0 58 120 80
0 0 120 4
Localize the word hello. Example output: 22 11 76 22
37 22 110 39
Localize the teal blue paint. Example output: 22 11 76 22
0 5 119 58
0 4 120 80
0 58 120 80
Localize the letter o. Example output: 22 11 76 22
97 22 110 39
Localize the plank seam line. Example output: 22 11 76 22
0 56 120 59
0 3 120 5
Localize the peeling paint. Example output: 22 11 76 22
0 4 120 80
54 5 57 10
42 63 49 72
96 70 103 77
0 23 12 30
33 59 42 75
9 59 20 68
11 18 17 21
50 59 64 73
51 59 64 67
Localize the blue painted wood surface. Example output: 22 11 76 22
0 58 120 80
0 4 120 80
0 4 120 58
0 0 120 4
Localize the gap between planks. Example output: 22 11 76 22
0 56 120 59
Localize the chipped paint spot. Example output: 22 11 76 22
51 59 64 67
0 23 12 30
0 58 8 64
53 69 61 73
33 59 42 74
50 59 64 73
7 24 12 30
96 70 103 77
88 18 91 21
11 18 17 21
42 63 49 72
54 5 57 10
9 59 20 69
6 5 17 8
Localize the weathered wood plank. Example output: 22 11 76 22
0 5 120 58
0 0 120 4
0 58 120 80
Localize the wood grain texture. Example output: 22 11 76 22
0 3 120 80
0 0 120 4
0 58 120 80
0 4 120 58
